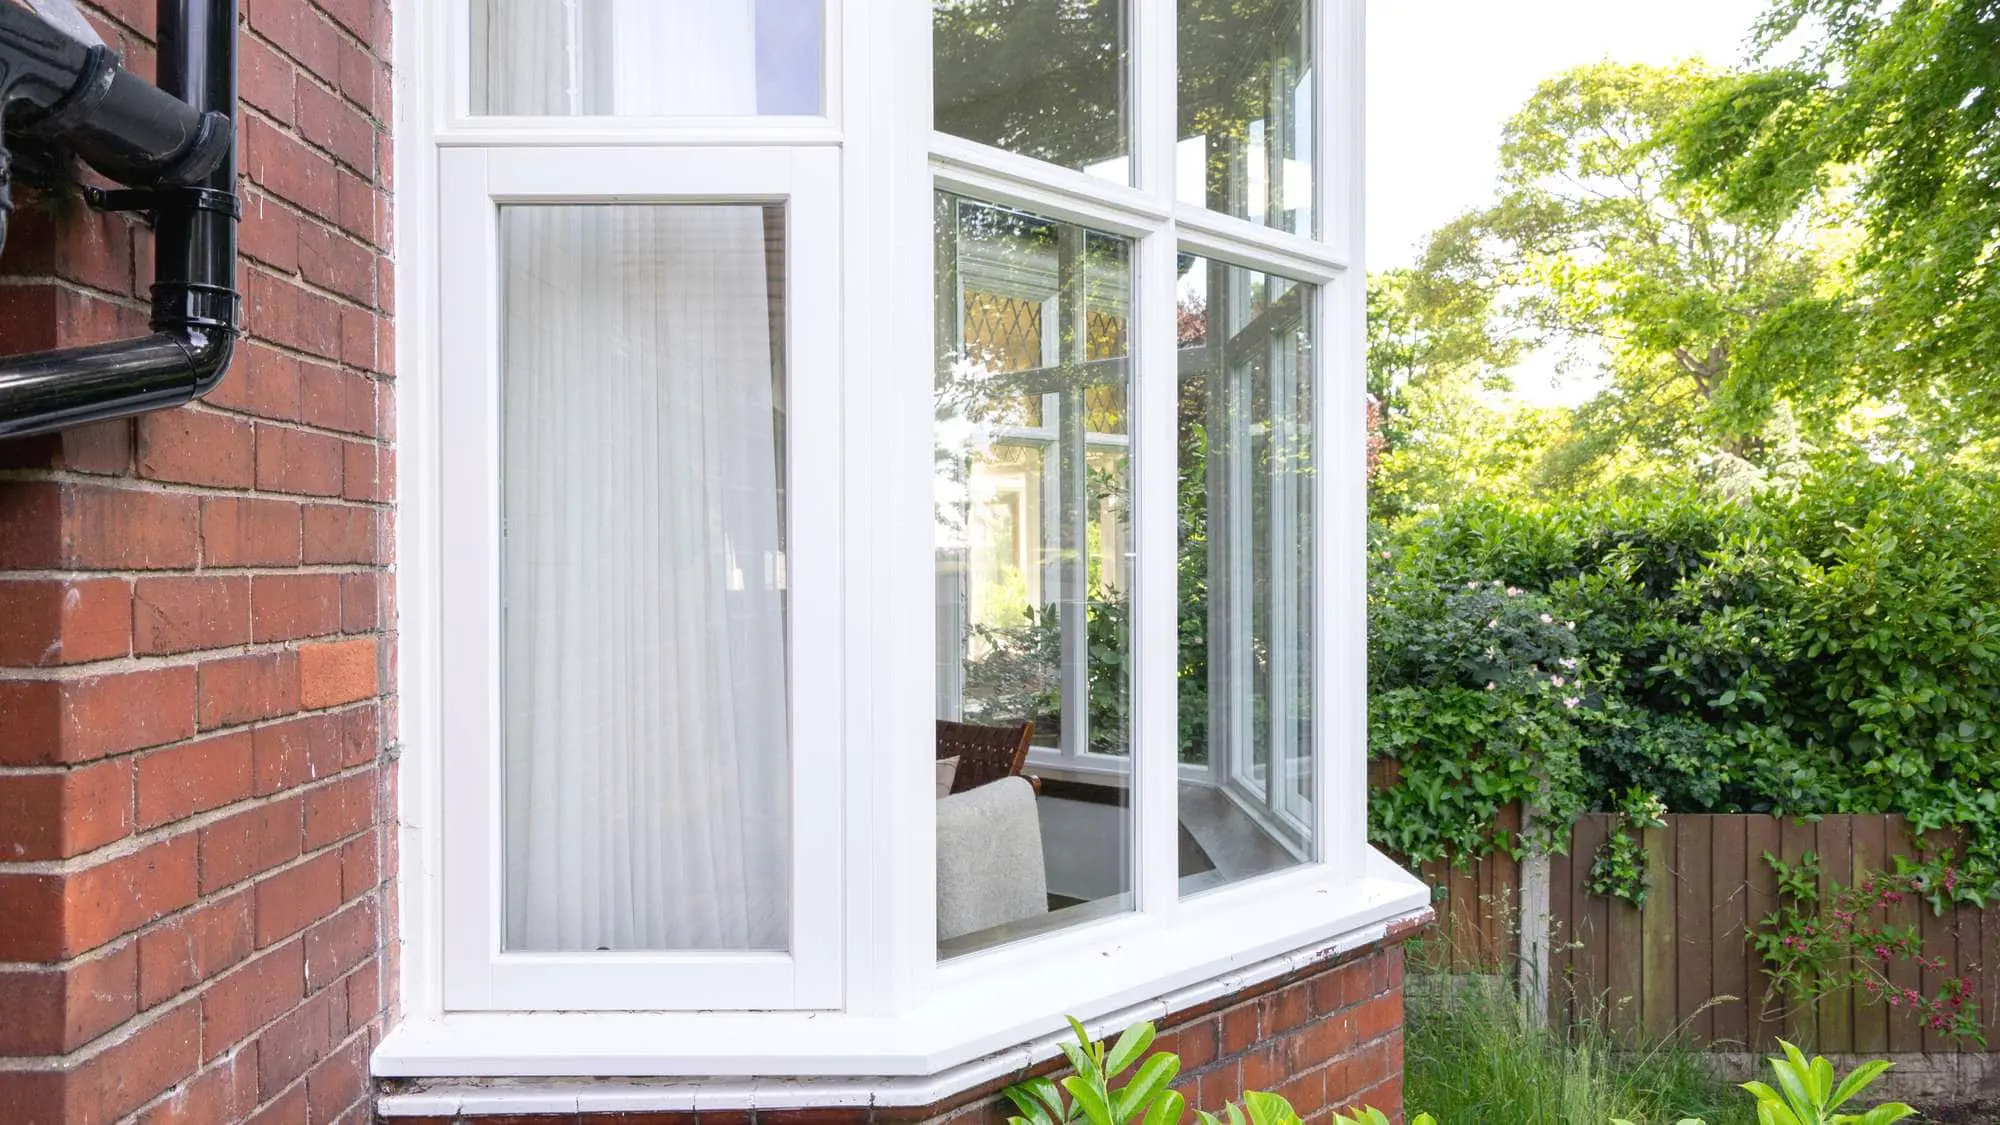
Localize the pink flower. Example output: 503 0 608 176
1563 697 1581 710
1506 586 1522 597
1540 613 1554 624
1551 676 1567 688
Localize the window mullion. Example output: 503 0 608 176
1132 220 1181 915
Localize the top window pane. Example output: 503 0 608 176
1178 0 1313 233
471 0 823 116
934 0 1131 184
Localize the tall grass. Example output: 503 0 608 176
1404 974 1754 1125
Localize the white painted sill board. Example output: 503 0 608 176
374 849 1429 1093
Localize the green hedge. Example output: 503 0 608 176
1369 454 2000 906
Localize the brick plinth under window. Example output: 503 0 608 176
0 2 394 1124
383 919 1425 1125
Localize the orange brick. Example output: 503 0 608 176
251 572 343 643
200 496 301 567
298 638 376 709
198 797 303 894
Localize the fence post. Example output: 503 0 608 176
1519 804 1552 1025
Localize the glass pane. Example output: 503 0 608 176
1177 0 1314 234
934 0 1131 183
936 193 1135 957
499 204 792 952
1177 254 1316 896
471 0 823 116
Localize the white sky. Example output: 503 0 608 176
1365 0 1764 272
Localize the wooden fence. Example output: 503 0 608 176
1409 812 2000 1054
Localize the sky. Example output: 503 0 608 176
1366 0 1765 272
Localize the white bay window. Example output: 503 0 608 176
385 0 1422 1084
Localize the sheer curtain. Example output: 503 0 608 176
489 3 789 953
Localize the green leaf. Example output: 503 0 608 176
1112 1054 1180 1122
1061 1075 1115 1125
1142 1090 1186 1125
1003 1082 1058 1125
1826 1059 1891 1111
1104 1022 1157 1079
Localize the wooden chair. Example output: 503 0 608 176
936 719 1036 795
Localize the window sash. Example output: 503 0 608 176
435 145 846 1011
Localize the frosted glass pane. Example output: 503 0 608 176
472 0 822 116
498 204 792 953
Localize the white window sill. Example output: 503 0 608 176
374 848 1429 1103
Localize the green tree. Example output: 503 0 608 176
1670 0 2000 455
1426 61 1862 482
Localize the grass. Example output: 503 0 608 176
1404 972 1756 1125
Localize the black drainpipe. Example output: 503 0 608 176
0 0 239 440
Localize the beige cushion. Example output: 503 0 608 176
936 776 1047 942
936 756 959 799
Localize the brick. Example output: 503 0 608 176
343 962 379 1034
302 501 376 564
303 771 375 850
136 408 255 487
243 1083 310 1125
1300 1010 1359 1068
1241 1040 1286 1093
1221 1000 1258 1055
237 189 302 273
58 485 202 570
252 573 343 643
0 419 135 477
205 341 302 422
200 940 305 1059
304 897 376 991
0 943 138 1055
299 362 374 436
254 850 342 947
137 1055 253 1125
0 833 199 961
1260 980 1312 1038
0 665 198 765
334 168 378 245
60 998 202 1125
138 890 254 1010
1351 993 1400 1044
243 116 339 216
340 438 380 501
338 571 378 633
0 758 133 860
298 78 377 176
299 638 376 709
201 496 302 567
197 651 300 730
255 423 345 497
135 731 255 829
239 33 297 123
134 575 252 655
0 578 132 667
198 796 303 894
338 832 378 899
304 1030 370 1123
249 712 345 795
1311 960 1370 1017
334 37 379 114
249 0 339 76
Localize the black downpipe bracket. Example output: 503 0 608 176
0 0 239 440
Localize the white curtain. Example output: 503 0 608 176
490 3 787 953
473 0 759 116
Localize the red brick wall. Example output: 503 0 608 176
0 1 395 1122
387 928 1419 1125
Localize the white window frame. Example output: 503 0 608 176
433 145 846 1012
383 0 1427 1086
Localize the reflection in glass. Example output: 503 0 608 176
1178 0 1314 233
1177 255 1316 896
934 0 1131 182
499 205 792 952
935 194 1135 956
472 0 823 116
